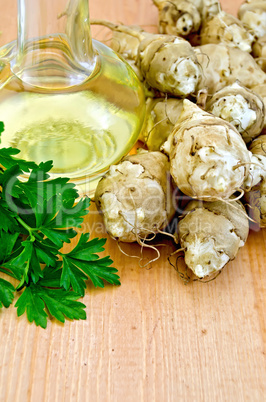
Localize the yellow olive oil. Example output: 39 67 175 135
0 39 145 196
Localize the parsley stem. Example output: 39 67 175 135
15 216 35 241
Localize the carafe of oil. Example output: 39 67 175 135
0 0 145 196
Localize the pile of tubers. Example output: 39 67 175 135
93 0 266 280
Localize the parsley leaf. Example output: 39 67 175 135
0 279 15 308
15 283 86 329
0 200 19 232
15 285 48 328
62 233 120 293
0 147 37 172
0 123 120 328
0 231 20 263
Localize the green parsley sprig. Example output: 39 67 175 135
0 122 120 328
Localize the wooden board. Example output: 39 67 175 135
0 1 265 401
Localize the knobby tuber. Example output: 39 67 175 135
90 20 201 97
152 0 221 38
200 11 254 52
238 0 266 39
200 0 222 20
95 151 174 243
152 0 202 38
244 134 266 227
178 198 249 278
205 81 265 143
252 83 266 131
108 24 144 62
252 34 266 72
194 43 266 93
162 99 251 200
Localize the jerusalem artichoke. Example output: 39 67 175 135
105 24 144 62
238 0 266 39
200 11 254 52
252 83 266 131
152 0 221 38
195 43 266 93
205 81 265 143
252 34 266 72
244 134 266 227
90 20 201 97
163 99 251 200
94 151 174 242
152 0 201 37
178 198 249 278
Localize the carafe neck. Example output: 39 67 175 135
13 0 96 88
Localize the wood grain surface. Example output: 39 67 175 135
0 1 265 401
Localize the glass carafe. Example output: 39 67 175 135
0 0 146 196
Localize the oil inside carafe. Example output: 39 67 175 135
0 38 145 196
